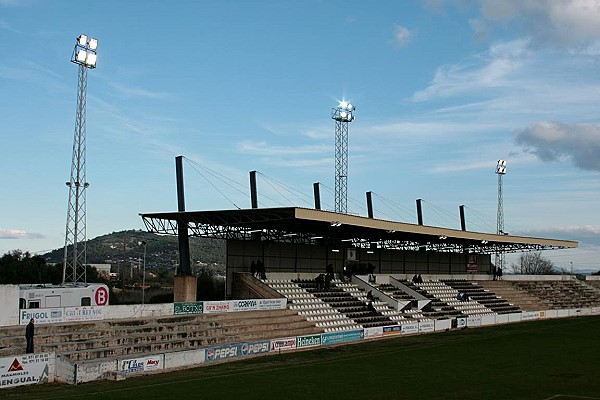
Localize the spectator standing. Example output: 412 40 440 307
25 318 35 354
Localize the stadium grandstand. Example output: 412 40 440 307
2 184 597 387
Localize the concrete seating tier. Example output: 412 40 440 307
407 280 495 317
402 281 463 318
442 280 521 314
0 309 320 361
266 279 398 330
510 280 600 309
479 281 547 311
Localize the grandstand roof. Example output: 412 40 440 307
140 207 577 254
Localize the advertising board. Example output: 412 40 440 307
321 330 363 346
19 308 63 325
521 311 541 321
296 334 322 349
0 353 50 388
205 340 271 363
203 301 231 314
383 325 401 335
174 301 203 315
119 355 163 374
270 337 297 352
258 298 287 310
418 320 435 332
363 326 384 338
20 306 103 325
401 322 419 334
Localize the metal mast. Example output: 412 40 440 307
495 159 507 272
62 34 98 284
331 101 355 214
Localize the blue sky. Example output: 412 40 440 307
1 0 599 272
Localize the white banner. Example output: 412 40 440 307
204 298 287 314
63 306 103 322
258 298 287 310
456 317 467 328
0 353 51 388
467 316 482 327
203 301 232 314
232 300 259 312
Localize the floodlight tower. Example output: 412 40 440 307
331 101 356 214
62 34 98 284
495 160 507 272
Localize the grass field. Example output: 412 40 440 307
2 316 599 400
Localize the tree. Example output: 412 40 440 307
510 252 557 275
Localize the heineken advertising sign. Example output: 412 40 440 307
296 334 322 349
174 301 203 315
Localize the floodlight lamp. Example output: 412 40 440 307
346 103 354 111
88 38 98 50
340 111 347 119
76 50 87 63
86 53 97 67
339 101 348 109
496 159 507 174
78 34 87 46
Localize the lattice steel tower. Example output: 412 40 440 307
495 159 507 272
62 34 98 284
331 101 355 213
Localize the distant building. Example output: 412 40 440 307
90 263 111 278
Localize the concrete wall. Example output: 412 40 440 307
0 285 19 327
55 354 76 384
103 303 173 320
164 349 205 369
76 359 118 384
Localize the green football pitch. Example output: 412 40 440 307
2 316 599 400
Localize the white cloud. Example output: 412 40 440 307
0 0 29 6
237 141 329 156
107 81 173 100
412 38 530 102
0 228 44 239
515 122 600 171
0 20 18 32
477 0 600 50
393 25 413 47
